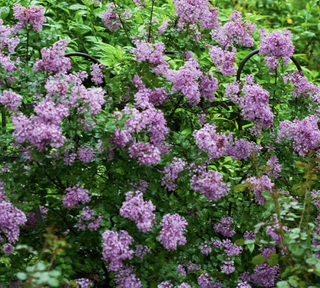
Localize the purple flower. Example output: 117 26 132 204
90 63 104 85
220 259 235 274
265 156 282 178
200 242 212 255
161 157 187 191
120 191 156 232
213 216 235 238
209 46 236 76
88 215 102 231
13 4 46 31
2 243 14 255
236 281 252 288
114 266 142 288
158 281 173 288
78 147 96 163
102 4 121 31
81 206 94 221
244 231 256 240
102 230 134 272
62 185 90 208
159 213 188 250
225 138 259 160
245 176 274 205
251 263 280 287
135 244 150 259
200 72 218 102
222 239 242 256
177 264 186 276
128 142 161 166
0 91 22 111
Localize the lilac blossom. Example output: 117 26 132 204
190 170 229 201
245 176 274 205
120 191 156 232
220 259 235 274
81 207 94 221
193 123 231 159
2 243 14 255
78 147 96 163
0 201 27 243
166 58 202 105
200 242 212 255
102 230 134 272
259 28 294 71
159 213 188 250
200 72 218 102
236 281 251 288
62 185 90 208
102 4 121 31
222 239 243 256
0 91 22 112
88 215 102 231
90 63 104 85
111 129 133 148
0 52 19 72
158 281 173 288
225 138 259 160
251 263 280 287
158 19 170 35
265 156 282 178
244 231 256 240
209 46 236 76
128 142 161 166
0 19 19 53
177 284 192 288
213 216 236 237
13 4 46 31
114 266 142 288
177 264 186 276
135 244 150 259
161 157 187 191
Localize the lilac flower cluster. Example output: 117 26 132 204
13 4 46 31
159 213 188 250
213 216 236 237
251 263 279 287
158 281 173 288
0 19 19 53
197 273 216 288
265 156 282 178
0 91 22 112
128 142 161 166
166 58 203 105
102 4 122 31
120 191 156 232
132 41 168 75
277 115 320 156
209 46 236 76
225 138 259 160
161 157 187 191
101 230 134 272
78 147 96 163
222 239 243 256
245 176 274 205
65 278 92 288
90 63 104 85
190 170 229 201
212 11 256 48
259 29 294 71
200 72 219 102
34 40 71 74
135 244 151 259
0 201 27 243
172 0 219 29
62 185 91 208
193 124 231 159
236 281 251 288
0 182 5 202
114 266 142 288
2 243 14 255
220 259 235 274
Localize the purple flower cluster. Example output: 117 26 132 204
128 142 161 166
209 46 236 76
213 11 256 48
190 170 229 201
220 259 235 274
62 185 91 208
0 91 22 112
172 0 219 29
132 41 168 75
236 281 252 288
161 157 187 191
135 244 151 259
251 263 279 287
2 243 14 255
222 239 242 256
265 156 282 178
34 40 71 74
259 29 294 71
245 176 274 205
277 115 320 156
158 281 173 288
0 182 5 202
225 138 259 160
114 266 142 288
65 278 92 288
78 147 96 163
213 216 236 237
193 124 231 159
13 4 46 31
177 284 192 288
111 129 133 148
0 19 19 53
120 191 156 232
102 4 122 31
0 201 27 243
159 213 188 250
200 72 219 102
90 63 104 85
102 230 134 272
166 58 203 105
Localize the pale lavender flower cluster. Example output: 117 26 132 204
132 41 168 75
200 72 219 102
235 75 274 136
34 40 71 74
166 58 203 105
102 4 122 31
135 244 151 259
159 213 188 250
0 52 19 72
0 201 27 243
213 216 235 237
102 230 134 272
190 170 229 201
177 284 192 288
2 243 14 255
0 19 19 53
114 266 142 288
222 239 242 256
158 19 170 35
13 4 46 31
220 259 235 274
259 29 294 71
251 263 279 287
120 191 156 232
209 46 236 76
200 241 212 255
213 11 256 48
90 63 104 85
225 138 259 160
172 0 219 29
0 91 22 112
193 123 231 159
177 264 186 276
78 147 96 163
265 156 282 178
110 129 133 148
277 115 320 156
161 157 187 191
236 281 252 288
62 185 90 208
158 281 173 288
245 175 274 205
128 142 161 166
67 278 92 288
244 231 256 240
0 182 5 202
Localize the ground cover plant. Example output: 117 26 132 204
0 0 320 287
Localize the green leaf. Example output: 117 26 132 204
252 255 266 265
276 281 290 288
16 272 27 280
69 4 86 10
0 7 10 19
